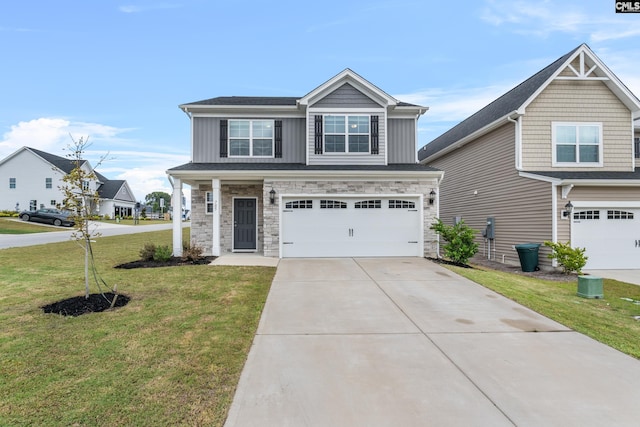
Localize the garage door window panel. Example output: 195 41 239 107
389 200 416 209
355 200 381 209
573 210 600 220
607 210 634 219
320 200 347 209
285 200 313 209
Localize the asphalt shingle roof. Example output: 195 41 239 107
418 46 582 162
28 147 87 174
168 163 440 172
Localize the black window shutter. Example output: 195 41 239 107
220 119 228 158
314 115 323 154
371 115 379 155
275 120 282 158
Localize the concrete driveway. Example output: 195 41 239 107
225 258 640 427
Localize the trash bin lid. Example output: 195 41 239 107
514 243 541 250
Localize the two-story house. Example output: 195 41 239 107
167 69 443 258
0 146 137 218
419 44 640 270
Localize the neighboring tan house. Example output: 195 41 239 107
419 44 640 270
167 69 443 258
0 146 137 218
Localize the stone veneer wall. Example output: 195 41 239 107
190 183 264 256
262 179 440 258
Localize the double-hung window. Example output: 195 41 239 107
229 120 274 157
324 115 370 153
9 178 16 189
45 178 52 189
553 122 602 166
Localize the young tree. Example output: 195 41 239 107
430 218 479 265
59 135 110 299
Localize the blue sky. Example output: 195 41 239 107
2 1 639 204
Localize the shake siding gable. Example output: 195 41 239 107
312 83 381 108
430 124 553 267
522 80 633 171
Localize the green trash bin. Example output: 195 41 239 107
515 243 541 272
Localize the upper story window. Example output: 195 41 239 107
9 178 16 189
81 180 90 191
324 115 370 153
553 122 602 166
229 120 274 157
45 178 52 189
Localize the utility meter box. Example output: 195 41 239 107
485 217 495 239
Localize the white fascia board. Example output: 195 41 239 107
519 171 640 187
420 111 519 164
168 169 444 182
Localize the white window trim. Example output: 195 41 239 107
228 119 275 158
552 122 603 167
323 114 371 154
205 191 214 215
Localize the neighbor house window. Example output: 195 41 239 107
9 178 16 189
324 115 370 153
205 192 214 214
45 178 52 189
50 200 56 206
81 180 90 191
228 120 274 157
553 123 602 166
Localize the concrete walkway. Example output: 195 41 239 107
224 257 640 427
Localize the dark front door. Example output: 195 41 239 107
234 198 257 250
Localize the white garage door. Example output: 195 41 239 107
281 197 422 258
572 208 640 269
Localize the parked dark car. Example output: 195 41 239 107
19 208 75 227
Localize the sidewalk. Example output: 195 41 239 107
224 257 640 427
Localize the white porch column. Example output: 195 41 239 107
212 178 221 256
172 177 183 257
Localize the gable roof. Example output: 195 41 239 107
26 147 87 173
179 69 425 113
98 179 127 199
419 44 640 162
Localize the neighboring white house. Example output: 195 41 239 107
0 146 137 217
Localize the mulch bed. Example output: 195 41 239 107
428 256 578 282
41 292 131 317
114 256 217 269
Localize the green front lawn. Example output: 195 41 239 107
0 217 64 234
0 230 275 426
445 264 640 359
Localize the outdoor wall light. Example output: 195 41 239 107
563 201 573 217
269 188 276 205
429 189 436 205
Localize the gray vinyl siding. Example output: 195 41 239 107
429 123 554 267
307 111 386 165
312 83 381 108
192 117 306 163
388 118 416 164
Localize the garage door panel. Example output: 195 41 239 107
573 208 640 269
281 197 421 258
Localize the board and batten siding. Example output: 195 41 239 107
521 80 633 172
192 117 306 163
429 123 554 267
312 83 381 108
388 118 417 164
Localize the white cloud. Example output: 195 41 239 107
0 117 190 207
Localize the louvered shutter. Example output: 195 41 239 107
275 120 282 158
370 115 379 155
314 115 323 154
220 119 228 158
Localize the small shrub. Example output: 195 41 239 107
430 218 479 265
182 240 204 262
543 241 588 274
153 245 173 262
103 214 111 220
139 243 156 261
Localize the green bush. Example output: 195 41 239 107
430 218 479 265
139 243 157 261
543 241 588 274
153 245 173 262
